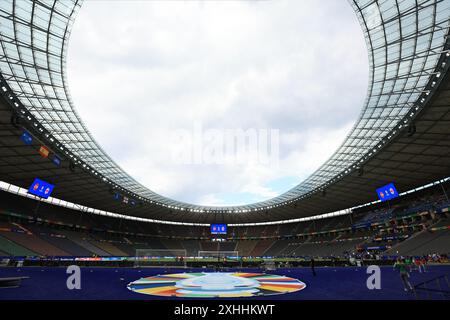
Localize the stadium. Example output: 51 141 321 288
0 0 449 309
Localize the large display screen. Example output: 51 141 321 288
210 224 227 235
28 178 54 199
376 183 399 202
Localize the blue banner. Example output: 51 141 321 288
20 131 33 145
52 155 61 166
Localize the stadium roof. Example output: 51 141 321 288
0 0 449 223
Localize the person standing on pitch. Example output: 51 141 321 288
311 258 316 276
420 256 428 273
394 258 413 291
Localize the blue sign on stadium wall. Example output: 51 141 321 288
211 224 227 235
376 183 399 202
20 131 33 145
52 155 61 166
28 178 54 199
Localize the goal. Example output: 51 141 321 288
134 249 187 268
197 251 239 259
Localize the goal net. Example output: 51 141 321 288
134 249 187 268
198 251 239 259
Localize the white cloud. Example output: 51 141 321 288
67 0 368 206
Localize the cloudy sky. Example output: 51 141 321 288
67 0 368 206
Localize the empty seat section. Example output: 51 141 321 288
200 241 219 252
387 230 450 256
26 225 93 256
61 231 110 256
88 239 127 256
235 240 258 256
218 241 237 252
0 234 37 256
132 238 169 256
160 239 184 255
112 241 136 256
38 235 93 256
263 239 291 256
0 230 68 256
181 240 201 256
279 239 306 256
137 238 167 250
249 239 274 256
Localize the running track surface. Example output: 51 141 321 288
0 266 448 300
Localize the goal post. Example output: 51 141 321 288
197 251 239 259
134 249 187 268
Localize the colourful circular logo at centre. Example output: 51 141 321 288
127 272 306 298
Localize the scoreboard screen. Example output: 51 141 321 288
28 178 54 199
376 183 399 202
210 224 227 235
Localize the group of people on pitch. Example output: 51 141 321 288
393 256 428 292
